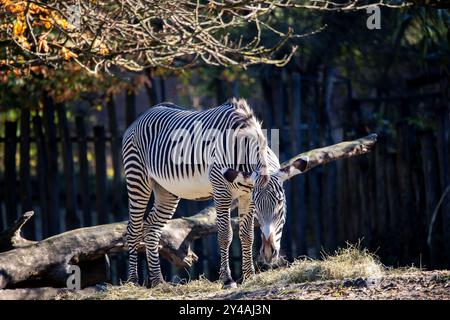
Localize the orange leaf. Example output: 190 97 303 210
13 19 25 36
60 47 77 60
38 37 50 53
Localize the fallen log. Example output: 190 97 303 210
0 134 377 289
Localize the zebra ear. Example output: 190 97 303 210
278 155 309 182
222 168 255 185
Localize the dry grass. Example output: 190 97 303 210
59 276 223 300
243 245 384 289
59 244 384 300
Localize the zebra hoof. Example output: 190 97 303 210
146 278 165 288
223 280 237 289
126 277 139 286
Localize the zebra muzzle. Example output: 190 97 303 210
261 232 278 264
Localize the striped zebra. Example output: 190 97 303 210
122 98 309 288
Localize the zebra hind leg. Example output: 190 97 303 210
143 182 180 288
125 188 152 284
123 136 152 285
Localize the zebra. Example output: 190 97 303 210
122 98 309 288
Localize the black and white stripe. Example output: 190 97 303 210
122 98 303 288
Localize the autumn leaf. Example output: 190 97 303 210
38 36 50 53
4 2 26 14
51 11 69 30
60 47 77 60
98 43 109 56
13 18 25 36
39 15 52 29
17 36 31 50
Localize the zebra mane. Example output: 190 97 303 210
228 98 270 183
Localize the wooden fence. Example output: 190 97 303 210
1 71 449 286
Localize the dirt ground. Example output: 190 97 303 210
209 270 450 300
0 270 448 300
1 246 449 300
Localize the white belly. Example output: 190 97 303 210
153 173 213 200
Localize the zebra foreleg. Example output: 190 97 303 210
213 192 236 289
238 194 256 282
143 184 180 288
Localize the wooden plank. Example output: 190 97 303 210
4 121 18 227
420 129 441 265
125 90 136 127
215 78 226 105
395 100 414 263
75 115 92 227
308 84 321 257
231 81 239 97
384 102 401 260
42 96 60 235
160 77 166 102
374 135 388 245
32 115 49 239
106 96 124 221
289 72 306 257
56 103 80 230
436 103 450 262
260 77 274 128
19 108 34 239
0 194 3 232
144 68 160 106
321 71 337 252
93 126 108 225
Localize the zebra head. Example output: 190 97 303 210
253 156 309 264
252 155 309 264
224 155 309 265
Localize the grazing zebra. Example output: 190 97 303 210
122 98 308 288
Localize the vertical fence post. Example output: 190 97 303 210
94 126 108 225
395 99 414 263
420 128 441 265
107 96 124 220
107 95 125 283
307 82 321 257
260 77 274 128
160 78 166 102
144 68 160 106
125 90 136 127
374 132 388 247
56 103 80 230
32 115 49 239
291 72 307 256
322 73 337 252
215 78 226 105
19 108 34 238
43 96 60 235
384 101 401 260
4 121 18 227
436 103 450 264
75 115 92 226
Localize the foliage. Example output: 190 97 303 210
0 0 410 74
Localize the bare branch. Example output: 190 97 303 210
0 1 410 73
